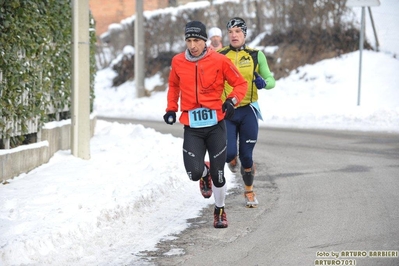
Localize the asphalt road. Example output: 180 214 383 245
99 117 399 266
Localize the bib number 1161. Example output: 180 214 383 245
188 108 217 128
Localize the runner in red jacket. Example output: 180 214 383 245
164 21 247 228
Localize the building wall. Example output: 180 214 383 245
89 0 170 37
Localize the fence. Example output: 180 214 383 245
0 50 70 150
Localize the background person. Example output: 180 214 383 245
207 26 223 51
219 17 276 208
163 21 247 228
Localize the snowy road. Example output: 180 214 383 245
102 118 399 266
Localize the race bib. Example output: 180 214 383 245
250 101 263 121
188 108 217 128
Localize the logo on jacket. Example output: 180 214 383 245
239 55 251 68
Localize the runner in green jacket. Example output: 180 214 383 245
219 17 276 208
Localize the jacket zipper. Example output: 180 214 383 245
195 62 200 106
234 49 254 103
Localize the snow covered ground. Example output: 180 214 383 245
95 50 399 133
1 0 398 265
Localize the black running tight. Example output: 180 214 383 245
182 121 227 188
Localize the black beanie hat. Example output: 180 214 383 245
227 17 247 37
185 21 207 41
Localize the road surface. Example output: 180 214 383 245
99 117 399 266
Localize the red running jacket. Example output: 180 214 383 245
166 48 247 126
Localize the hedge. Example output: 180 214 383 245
0 0 96 145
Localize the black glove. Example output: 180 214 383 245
163 111 176 125
222 98 235 120
254 72 266 90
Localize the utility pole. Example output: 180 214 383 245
135 0 145 98
71 0 90 159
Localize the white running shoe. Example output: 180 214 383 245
244 190 259 208
228 157 239 173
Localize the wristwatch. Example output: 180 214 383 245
231 97 238 105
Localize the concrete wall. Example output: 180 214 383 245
0 117 97 182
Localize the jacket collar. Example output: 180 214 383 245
229 44 246 51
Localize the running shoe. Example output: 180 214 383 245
214 206 228 228
228 157 239 173
199 162 212 198
244 190 259 208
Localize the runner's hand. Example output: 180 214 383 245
163 111 176 125
254 72 266 89
222 98 235 120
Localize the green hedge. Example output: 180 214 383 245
0 0 96 141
